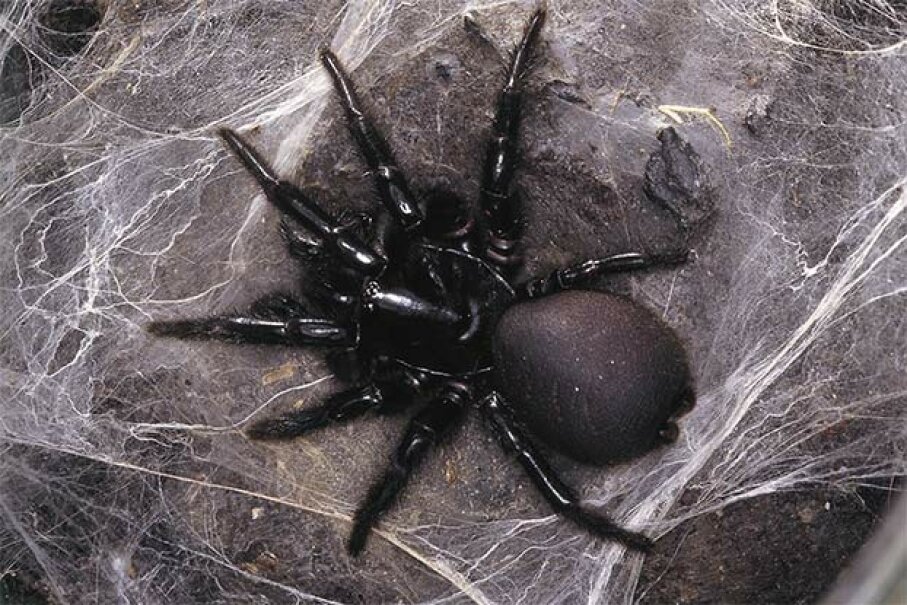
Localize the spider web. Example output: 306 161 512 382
1 0 905 603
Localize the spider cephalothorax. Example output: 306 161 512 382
148 9 694 555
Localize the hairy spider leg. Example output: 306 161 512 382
146 293 353 346
247 384 384 439
479 8 545 269
518 250 690 299
219 128 386 278
348 382 469 555
246 366 431 440
479 392 653 552
320 50 424 236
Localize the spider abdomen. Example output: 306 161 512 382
492 290 692 465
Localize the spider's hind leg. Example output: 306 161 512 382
246 364 429 440
246 366 423 439
480 392 652 552
347 382 469 555
247 383 383 440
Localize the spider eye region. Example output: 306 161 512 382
492 290 693 464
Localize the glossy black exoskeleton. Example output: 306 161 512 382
148 9 695 555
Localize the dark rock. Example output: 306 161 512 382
0 44 33 124
40 0 101 57
546 80 592 109
643 127 716 231
744 94 775 137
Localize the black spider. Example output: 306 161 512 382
148 9 694 555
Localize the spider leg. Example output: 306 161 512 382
479 8 545 269
247 384 383 440
347 382 469 555
281 211 373 263
320 50 424 233
146 293 353 346
479 392 653 552
280 219 365 312
219 128 386 277
519 250 689 299
246 366 430 439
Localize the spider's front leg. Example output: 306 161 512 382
219 128 386 277
147 293 353 346
146 128 374 346
348 382 470 555
479 8 545 269
480 392 653 552
320 50 424 237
